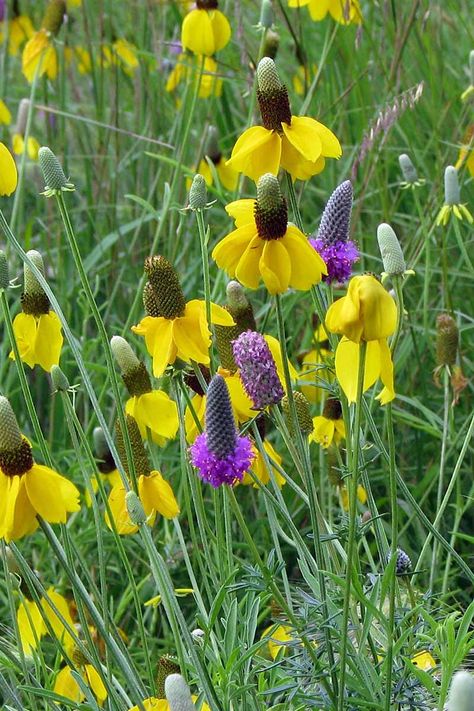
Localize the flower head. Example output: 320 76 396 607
132 256 234 377
0 141 17 195
9 250 63 371
398 153 425 189
181 0 231 57
226 57 341 182
288 0 362 24
54 654 107 706
310 398 345 448
190 126 238 191
233 330 284 409
212 174 327 294
386 547 412 576
0 10 34 56
447 671 474 711
436 165 473 226
17 587 76 655
0 396 80 541
190 375 254 487
310 180 358 283
22 0 66 82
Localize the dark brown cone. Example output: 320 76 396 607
196 0 218 8
42 0 66 34
184 366 211 396
257 87 292 132
144 256 186 319
436 314 458 367
156 655 180 698
143 281 162 317
0 439 34 476
122 363 152 398
322 398 343 421
254 199 288 240
115 415 150 478
214 304 256 372
21 291 50 316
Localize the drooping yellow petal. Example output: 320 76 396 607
227 127 281 182
3 475 39 542
265 334 298 385
259 239 291 294
7 15 35 56
132 317 176 378
0 141 18 195
85 664 108 704
280 134 325 181
262 623 293 659
53 666 84 703
41 588 76 651
126 391 179 444
10 312 38 367
288 0 312 7
334 338 380 403
234 235 265 289
181 9 216 56
113 39 138 70
375 338 395 404
105 486 139 535
307 0 331 20
17 599 46 654
173 314 210 366
225 199 256 227
0 100 11 125
216 157 238 190
34 311 63 371
139 471 180 519
207 300 236 326
212 223 257 277
199 56 223 98
281 116 323 163
223 371 255 422
25 464 80 523
26 136 40 161
185 393 206 443
22 29 50 82
311 416 336 448
128 698 169 711
208 9 231 53
283 225 327 289
242 439 284 487
312 119 342 157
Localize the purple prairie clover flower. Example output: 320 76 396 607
232 330 284 409
190 374 254 487
310 180 359 284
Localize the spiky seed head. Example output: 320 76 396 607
0 250 9 290
256 58 291 130
42 0 66 34
188 174 208 211
205 375 237 458
164 674 196 711
377 223 407 276
398 153 418 184
125 490 147 525
51 365 70 392
257 57 281 92
444 166 461 205
316 180 353 245
156 655 181 698
255 174 288 240
0 397 22 450
111 336 140 375
436 314 459 367
115 415 150 477
143 281 161 317
143 256 186 319
282 391 314 436
0 397 34 476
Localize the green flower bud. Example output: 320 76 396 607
164 674 196 711
444 166 460 205
377 223 406 276
188 174 208 211
51 364 70 392
398 154 418 184
0 250 9 290
259 0 273 29
38 146 75 196
125 490 147 525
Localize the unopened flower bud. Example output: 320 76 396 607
361 510 372 525
398 153 418 184
188 174 207 211
156 655 181 698
125 490 147 525
444 166 460 205
447 670 474 711
436 314 458 367
143 256 186 319
259 0 273 29
38 146 75 196
0 249 9 290
377 223 406 276
282 391 313 436
164 674 196 711
51 364 70 392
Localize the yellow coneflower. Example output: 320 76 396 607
54 654 107 706
22 0 66 83
181 0 231 57
0 10 34 56
0 141 18 195
0 99 11 125
288 0 362 24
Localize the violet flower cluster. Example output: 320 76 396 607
232 330 284 410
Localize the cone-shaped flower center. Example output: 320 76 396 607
205 374 237 458
436 314 459 367
111 336 152 397
116 415 150 477
22 250 50 316
42 0 66 34
0 396 34 476
254 173 288 240
322 398 343 421
143 256 186 319
196 0 218 8
256 57 292 131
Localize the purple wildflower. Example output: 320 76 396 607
190 375 254 487
311 180 359 284
232 331 284 409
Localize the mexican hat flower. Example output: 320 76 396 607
132 255 234 377
226 57 341 182
325 274 397 404
0 8 34 56
0 396 80 542
9 250 63 371
105 415 179 535
111 335 179 445
0 141 18 195
17 587 76 655
436 165 473 227
287 0 362 24
212 173 327 294
181 0 231 57
22 0 66 82
190 374 255 487
54 651 107 706
167 52 224 100
310 180 359 283
310 398 345 448
190 126 238 191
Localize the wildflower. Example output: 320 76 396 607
261 623 293 659
0 98 11 124
447 671 474 711
242 438 285 488
299 324 332 403
192 126 238 191
377 223 414 283
190 374 254 487
12 99 40 161
281 391 314 436
212 173 327 293
38 146 75 196
288 0 362 24
386 547 412 575
412 650 436 672
111 336 179 445
112 38 139 74
398 153 425 189
105 416 179 535
339 483 367 511
233 331 284 409
54 653 107 706
167 52 223 99
325 274 397 403
9 250 63 371
0 141 18 195
64 44 92 74
436 165 473 226
132 256 234 377
310 398 345 448
17 587 76 655
455 125 474 178
0 396 80 542
0 8 34 56
181 0 231 57
227 57 341 182
310 180 359 283
22 0 66 82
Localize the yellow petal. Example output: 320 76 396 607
227 127 281 182
134 317 176 378
224 372 255 423
280 134 325 181
259 239 291 294
13 133 25 155
262 623 293 659
173 313 210 365
0 99 12 125
216 157 238 190
225 199 256 227
265 334 298 384
128 698 169 711
26 136 40 161
208 9 231 53
212 223 257 277
22 29 50 82
375 338 395 404
17 599 45 654
85 664 108 703
34 311 63 371
282 116 323 163
113 39 138 69
53 666 84 703
283 225 327 289
311 416 335 448
0 141 18 195
25 464 80 523
311 119 342 157
234 235 265 289
181 9 216 56
185 393 205 443
126 391 179 443
334 338 380 403
3 475 39 541
41 588 76 650
105 486 138 535
139 471 180 519
208 301 236 326
10 312 37 367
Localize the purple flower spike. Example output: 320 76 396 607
311 180 359 284
190 374 254 487
232 331 284 409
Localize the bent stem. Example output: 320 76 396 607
337 340 366 711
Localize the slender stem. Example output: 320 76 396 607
384 402 399 711
195 208 213 374
337 340 367 711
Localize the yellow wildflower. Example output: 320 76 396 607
0 12 34 56
128 698 210 711
167 54 223 99
339 483 367 511
310 398 345 448
0 141 18 195
54 661 107 706
288 0 362 24
241 439 285 488
181 0 231 57
411 650 436 671
0 99 11 125
261 623 293 659
13 133 40 160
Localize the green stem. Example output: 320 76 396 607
195 208 213 374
